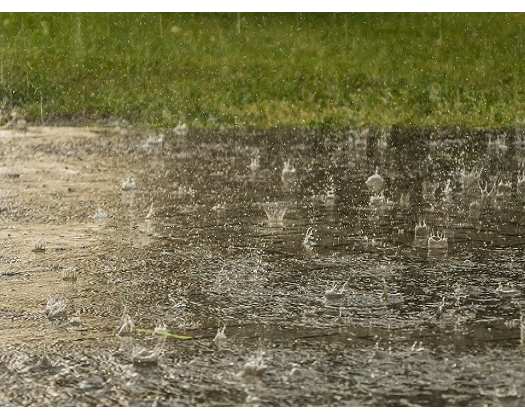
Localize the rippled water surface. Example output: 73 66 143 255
1 126 525 406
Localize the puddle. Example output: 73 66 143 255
1 126 525 405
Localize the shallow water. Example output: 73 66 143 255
1 126 525 405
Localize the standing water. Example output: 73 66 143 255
1 126 525 406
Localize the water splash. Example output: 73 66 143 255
247 150 260 175
468 200 481 220
365 168 385 194
427 232 448 255
413 220 429 248
281 160 296 182
518 172 525 197
61 267 78 282
422 181 438 203
262 202 288 227
303 227 316 252
45 296 66 320
213 325 227 349
212 202 226 212
93 207 109 222
131 341 164 366
173 122 188 137
369 192 385 208
32 239 46 253
145 202 155 219
488 134 508 153
399 192 410 209
238 350 267 378
153 322 168 336
121 176 137 191
496 179 512 197
442 179 453 203
459 168 481 195
479 180 497 208
174 184 196 198
414 220 429 240
324 176 336 206
325 281 347 303
116 310 135 337
142 134 164 151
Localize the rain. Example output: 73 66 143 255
0 11 523 408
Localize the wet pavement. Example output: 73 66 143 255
1 125 525 405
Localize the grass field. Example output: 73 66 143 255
0 13 524 128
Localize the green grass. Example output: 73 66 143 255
0 13 524 128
